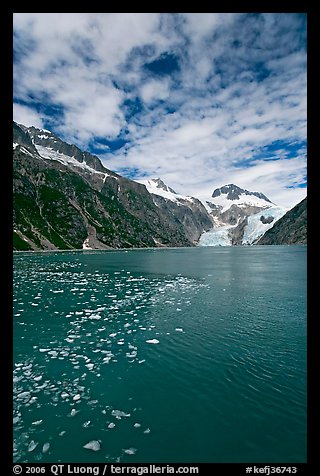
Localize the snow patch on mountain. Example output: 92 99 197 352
35 145 108 179
137 178 195 205
198 192 272 213
196 184 273 214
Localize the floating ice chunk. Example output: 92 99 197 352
111 410 131 419
85 363 94 370
126 351 137 358
34 375 42 381
13 416 20 424
82 421 91 428
89 314 101 320
134 423 141 428
61 392 69 399
28 440 38 452
175 328 184 332
144 428 151 434
108 422 115 428
138 360 146 364
88 399 98 406
83 440 101 451
42 442 50 453
31 420 43 426
73 394 81 401
124 448 137 455
18 391 31 399
59 430 66 436
146 339 159 344
109 333 117 337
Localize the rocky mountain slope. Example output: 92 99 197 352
13 122 212 251
197 184 288 246
13 122 305 251
256 197 307 245
137 178 213 244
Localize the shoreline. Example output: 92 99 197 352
13 243 307 254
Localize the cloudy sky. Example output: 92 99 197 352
13 13 307 208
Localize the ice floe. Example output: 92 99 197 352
111 409 131 419
124 448 137 455
28 440 38 452
42 442 50 453
83 440 101 451
31 420 43 426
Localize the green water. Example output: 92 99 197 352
13 246 307 463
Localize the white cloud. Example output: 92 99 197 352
13 103 44 128
13 13 307 208
140 79 170 104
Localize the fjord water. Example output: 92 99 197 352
13 246 306 463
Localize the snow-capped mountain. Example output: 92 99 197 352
136 178 213 243
13 121 295 250
212 183 272 203
13 122 212 251
197 184 288 246
137 178 195 204
143 178 177 195
200 183 273 214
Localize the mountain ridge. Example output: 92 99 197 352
13 121 306 250
13 122 212 251
211 183 273 203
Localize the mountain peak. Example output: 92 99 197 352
151 178 177 195
16 123 108 174
212 184 272 203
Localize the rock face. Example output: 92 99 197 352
137 178 213 244
256 197 307 245
13 122 213 251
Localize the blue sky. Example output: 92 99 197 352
13 13 307 207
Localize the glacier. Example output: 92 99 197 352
198 206 288 246
198 225 233 246
242 207 288 244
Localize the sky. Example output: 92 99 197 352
13 13 307 208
